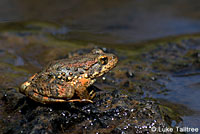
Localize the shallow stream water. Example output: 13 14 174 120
157 74 200 128
1 0 200 43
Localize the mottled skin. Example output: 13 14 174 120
19 49 118 104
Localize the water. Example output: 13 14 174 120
156 73 200 128
163 74 200 111
0 0 200 43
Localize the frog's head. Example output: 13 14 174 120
47 48 118 83
89 48 118 78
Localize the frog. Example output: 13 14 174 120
19 49 118 104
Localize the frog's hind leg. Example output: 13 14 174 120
26 90 68 104
26 90 93 104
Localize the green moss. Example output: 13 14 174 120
0 21 59 32
159 105 182 125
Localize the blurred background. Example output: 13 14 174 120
1 0 200 43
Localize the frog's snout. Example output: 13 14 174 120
19 81 30 92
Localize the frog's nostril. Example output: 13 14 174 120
112 55 116 59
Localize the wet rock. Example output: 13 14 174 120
142 39 200 73
126 70 135 78
1 89 169 134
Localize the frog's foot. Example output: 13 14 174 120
67 99 93 103
89 90 96 99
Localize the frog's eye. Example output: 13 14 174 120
99 56 108 65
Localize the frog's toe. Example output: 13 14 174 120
89 90 96 99
67 99 93 103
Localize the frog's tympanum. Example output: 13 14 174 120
19 49 118 104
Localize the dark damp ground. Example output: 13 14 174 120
0 0 200 134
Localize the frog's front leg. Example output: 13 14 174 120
72 86 95 103
74 77 96 100
89 90 96 99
